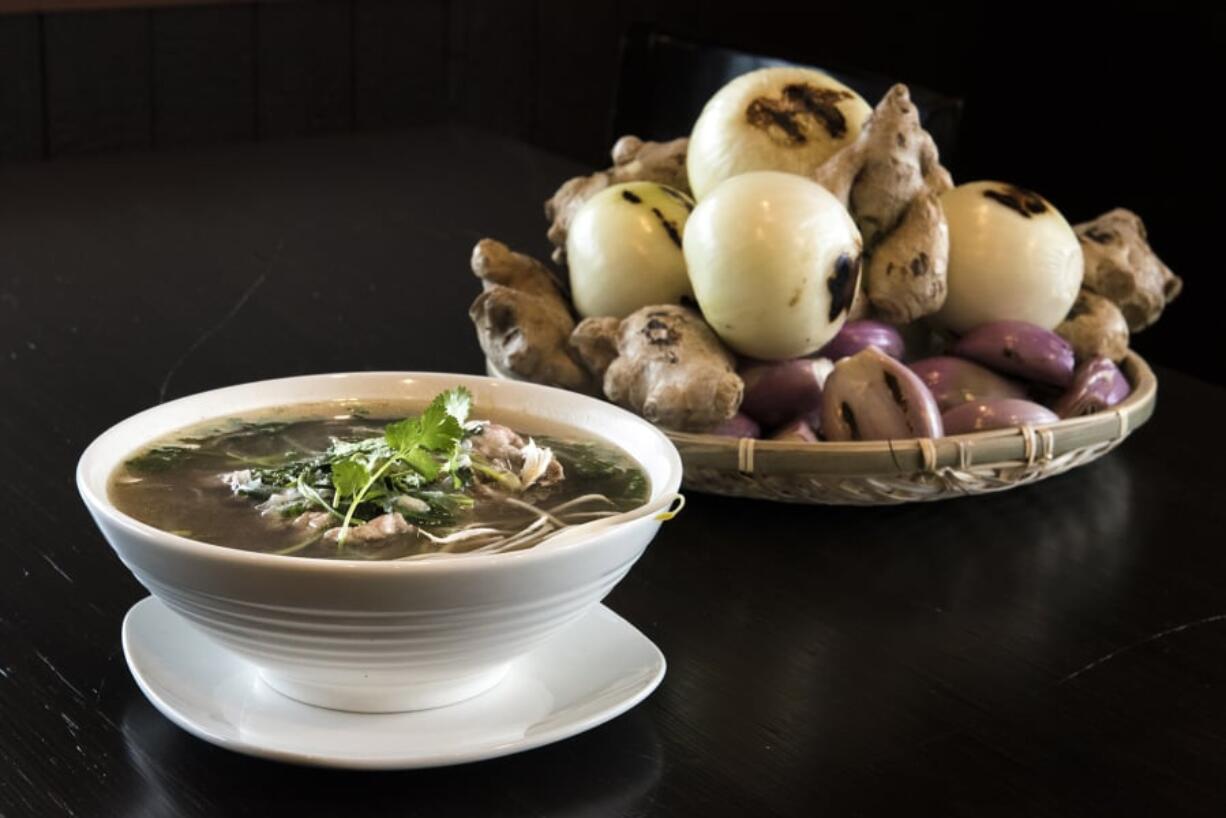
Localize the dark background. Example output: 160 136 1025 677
1 0 1222 383
4 6 1226 814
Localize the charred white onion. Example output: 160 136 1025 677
566 182 694 318
934 181 1083 332
687 66 871 200
683 171 863 360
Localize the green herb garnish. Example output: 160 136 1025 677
329 387 472 545
204 387 477 548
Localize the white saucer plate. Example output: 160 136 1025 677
122 597 665 770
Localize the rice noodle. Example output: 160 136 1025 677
547 493 614 514
497 495 567 527
474 516 553 552
416 526 506 545
557 510 620 520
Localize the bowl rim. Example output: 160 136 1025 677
76 371 684 574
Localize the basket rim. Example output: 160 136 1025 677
486 352 1156 478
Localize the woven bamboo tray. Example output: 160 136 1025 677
486 352 1156 504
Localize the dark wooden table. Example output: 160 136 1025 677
2 125 1224 817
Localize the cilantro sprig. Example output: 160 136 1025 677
214 387 481 548
330 387 472 546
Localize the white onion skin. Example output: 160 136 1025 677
933 181 1083 333
683 171 862 360
566 182 694 318
687 67 871 200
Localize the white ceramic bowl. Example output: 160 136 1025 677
78 373 683 713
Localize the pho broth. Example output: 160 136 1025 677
108 396 649 561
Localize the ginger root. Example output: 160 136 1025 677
845 282 873 322
812 84 953 324
1075 208 1181 332
568 316 621 379
570 305 742 431
1056 290 1130 363
545 135 689 265
469 239 591 391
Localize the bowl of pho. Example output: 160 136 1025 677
77 372 683 712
